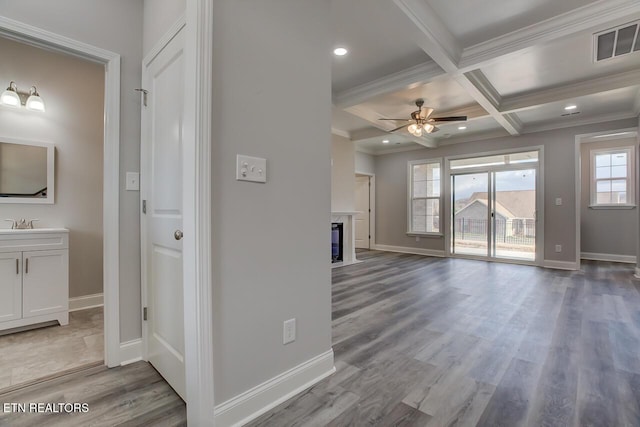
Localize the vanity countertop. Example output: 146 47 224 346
0 228 69 235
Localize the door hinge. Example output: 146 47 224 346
135 88 149 107
143 307 148 321
142 200 147 214
369 208 371 212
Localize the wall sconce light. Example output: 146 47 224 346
0 81 46 112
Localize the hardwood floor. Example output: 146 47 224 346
249 250 640 427
0 362 186 427
3 251 640 426
0 307 103 389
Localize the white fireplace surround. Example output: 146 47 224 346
331 211 360 268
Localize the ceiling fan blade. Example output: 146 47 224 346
379 118 412 121
387 124 409 133
419 107 434 119
429 116 468 122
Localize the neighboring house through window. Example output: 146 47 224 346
590 147 635 207
408 159 441 234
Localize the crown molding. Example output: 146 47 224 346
459 0 640 70
374 144 428 156
634 88 640 116
500 68 640 113
436 129 510 146
331 127 351 139
332 61 444 108
522 111 638 134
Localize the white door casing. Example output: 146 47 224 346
141 28 186 400
355 176 370 249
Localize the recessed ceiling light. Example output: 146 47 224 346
565 105 577 110
382 139 390 144
458 126 467 130
333 47 348 56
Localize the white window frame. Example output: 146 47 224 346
589 146 636 209
407 158 443 236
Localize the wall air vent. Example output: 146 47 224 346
594 21 640 62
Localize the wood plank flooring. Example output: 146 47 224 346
0 362 186 427
249 250 640 427
3 251 640 426
0 307 104 389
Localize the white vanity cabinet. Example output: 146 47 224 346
0 229 69 331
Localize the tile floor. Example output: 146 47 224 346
0 307 103 390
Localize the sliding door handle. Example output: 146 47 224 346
25 258 28 274
16 258 19 275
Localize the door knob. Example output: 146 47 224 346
174 230 183 240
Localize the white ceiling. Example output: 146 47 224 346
330 0 640 155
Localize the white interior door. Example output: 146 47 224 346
141 28 186 400
355 175 370 249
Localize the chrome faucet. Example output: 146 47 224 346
4 218 39 229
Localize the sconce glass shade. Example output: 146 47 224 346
423 123 435 133
0 81 20 108
25 86 45 112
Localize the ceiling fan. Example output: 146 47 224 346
379 99 467 137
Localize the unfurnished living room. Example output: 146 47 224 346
0 0 639 426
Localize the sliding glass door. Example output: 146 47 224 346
452 172 490 257
450 151 539 263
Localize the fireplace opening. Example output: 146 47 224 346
331 223 343 263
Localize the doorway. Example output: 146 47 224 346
355 174 371 249
449 150 540 263
355 174 375 249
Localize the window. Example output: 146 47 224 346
590 147 635 207
408 160 441 234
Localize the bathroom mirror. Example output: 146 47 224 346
0 138 55 204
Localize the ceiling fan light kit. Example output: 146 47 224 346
379 99 467 137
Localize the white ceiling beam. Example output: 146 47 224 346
437 129 511 147
350 127 390 142
459 0 640 71
634 88 640 116
332 61 445 108
392 0 522 136
346 104 438 148
392 0 462 73
500 68 640 113
331 127 350 139
458 70 522 135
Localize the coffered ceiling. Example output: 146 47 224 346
331 0 640 154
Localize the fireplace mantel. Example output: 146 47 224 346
331 211 361 268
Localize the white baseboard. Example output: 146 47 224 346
119 339 143 366
581 252 637 264
214 349 335 427
68 293 104 312
372 244 446 258
543 260 580 271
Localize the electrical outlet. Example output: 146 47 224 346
283 318 296 345
415 236 420 242
555 244 562 253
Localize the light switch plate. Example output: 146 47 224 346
555 198 562 206
126 172 140 191
283 318 296 345
236 155 267 183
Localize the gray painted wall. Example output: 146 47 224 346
0 36 104 298
211 0 332 403
580 137 638 256
374 118 638 263
332 134 356 212
0 0 145 342
355 151 375 175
